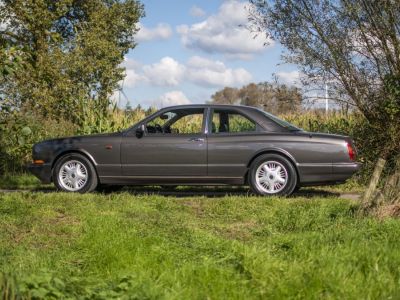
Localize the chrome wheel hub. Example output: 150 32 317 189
58 160 88 191
255 161 288 194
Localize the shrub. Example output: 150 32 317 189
0 110 77 174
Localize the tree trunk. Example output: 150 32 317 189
362 158 386 205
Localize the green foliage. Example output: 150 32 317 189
2 192 400 298
0 0 144 126
249 0 400 160
0 110 77 174
1 272 167 299
0 0 145 174
0 47 23 79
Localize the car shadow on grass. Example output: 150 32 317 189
104 186 343 199
1 186 352 199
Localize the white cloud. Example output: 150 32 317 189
158 91 191 107
190 5 206 18
120 55 252 89
275 71 301 86
177 0 273 59
120 58 146 88
143 57 186 86
186 56 252 87
124 69 146 88
122 57 141 69
136 22 172 42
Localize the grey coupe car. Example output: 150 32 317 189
28 104 361 195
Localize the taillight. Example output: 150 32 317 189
346 142 356 161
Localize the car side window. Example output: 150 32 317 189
211 109 257 134
170 113 203 134
146 108 204 134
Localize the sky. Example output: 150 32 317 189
116 0 301 108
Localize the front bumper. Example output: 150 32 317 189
27 163 52 184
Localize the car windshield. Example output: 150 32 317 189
258 109 302 131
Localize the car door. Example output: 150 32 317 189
207 108 262 178
121 107 207 177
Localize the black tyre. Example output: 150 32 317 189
293 185 301 194
248 154 297 196
53 153 98 193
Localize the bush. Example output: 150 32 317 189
0 110 77 174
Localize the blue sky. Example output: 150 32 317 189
118 0 300 108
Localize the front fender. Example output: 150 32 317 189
51 147 98 168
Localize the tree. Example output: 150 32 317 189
249 0 400 157
210 87 240 105
0 0 144 126
211 82 303 114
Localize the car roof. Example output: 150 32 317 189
157 104 288 132
159 104 260 112
129 104 290 133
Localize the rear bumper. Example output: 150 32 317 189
332 162 362 176
27 163 52 184
298 162 362 185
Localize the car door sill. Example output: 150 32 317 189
99 175 244 185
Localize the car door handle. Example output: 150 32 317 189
188 137 205 142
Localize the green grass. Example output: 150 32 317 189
0 174 364 193
0 174 50 190
1 189 400 299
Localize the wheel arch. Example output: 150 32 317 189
51 149 98 176
245 149 300 185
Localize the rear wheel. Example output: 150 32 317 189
249 154 297 196
53 153 98 193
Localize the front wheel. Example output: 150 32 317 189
53 153 98 193
249 154 297 196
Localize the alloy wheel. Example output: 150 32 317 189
58 160 88 191
255 160 288 194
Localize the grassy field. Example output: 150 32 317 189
1 181 400 299
0 173 366 193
